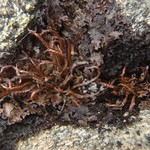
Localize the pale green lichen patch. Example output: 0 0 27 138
0 0 37 52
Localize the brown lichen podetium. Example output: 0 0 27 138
105 66 150 111
0 29 100 124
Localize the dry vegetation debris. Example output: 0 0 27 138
103 66 150 111
0 0 149 126
0 29 149 125
0 29 100 125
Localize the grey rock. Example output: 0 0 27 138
115 0 150 32
0 0 37 52
16 109 150 150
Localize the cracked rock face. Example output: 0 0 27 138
0 0 37 52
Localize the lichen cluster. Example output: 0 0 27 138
0 29 100 124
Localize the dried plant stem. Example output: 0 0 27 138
0 82 32 99
72 66 100 89
28 30 65 58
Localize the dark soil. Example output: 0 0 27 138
0 1 149 150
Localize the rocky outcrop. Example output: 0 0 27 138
0 0 37 52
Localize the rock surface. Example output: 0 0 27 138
0 0 37 52
116 0 150 32
16 110 150 150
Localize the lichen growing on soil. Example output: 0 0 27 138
0 29 101 125
0 0 150 150
47 0 150 78
0 29 149 126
